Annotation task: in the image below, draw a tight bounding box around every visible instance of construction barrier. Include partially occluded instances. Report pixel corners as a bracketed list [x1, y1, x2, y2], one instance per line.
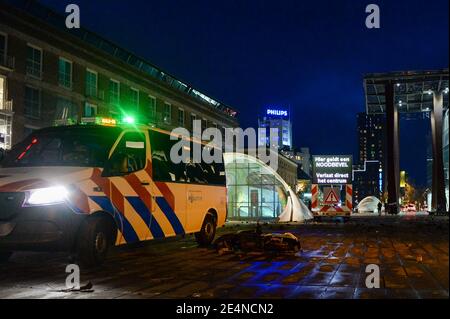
[311, 184, 352, 217]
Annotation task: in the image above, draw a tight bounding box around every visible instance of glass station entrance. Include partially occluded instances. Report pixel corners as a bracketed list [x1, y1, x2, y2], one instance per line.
[224, 153, 289, 220]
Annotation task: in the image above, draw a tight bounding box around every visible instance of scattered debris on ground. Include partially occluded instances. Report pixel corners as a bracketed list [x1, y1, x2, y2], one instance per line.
[51, 281, 94, 293]
[214, 223, 302, 255]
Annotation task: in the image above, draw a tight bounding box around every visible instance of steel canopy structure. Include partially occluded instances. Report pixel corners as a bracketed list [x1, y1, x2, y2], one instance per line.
[364, 69, 449, 114]
[363, 69, 449, 214]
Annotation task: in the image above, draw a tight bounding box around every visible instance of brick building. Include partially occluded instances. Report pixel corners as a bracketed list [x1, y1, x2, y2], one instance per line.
[0, 0, 238, 150]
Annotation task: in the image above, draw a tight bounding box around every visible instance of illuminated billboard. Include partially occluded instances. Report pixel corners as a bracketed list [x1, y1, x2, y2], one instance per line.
[312, 155, 352, 184]
[266, 108, 288, 117]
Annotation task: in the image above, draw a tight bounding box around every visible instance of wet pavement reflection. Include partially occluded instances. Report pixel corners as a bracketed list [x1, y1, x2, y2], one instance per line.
[0, 216, 448, 299]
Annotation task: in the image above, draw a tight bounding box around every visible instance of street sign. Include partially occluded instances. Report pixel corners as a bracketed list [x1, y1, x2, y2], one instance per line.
[312, 155, 352, 184]
[323, 187, 340, 204]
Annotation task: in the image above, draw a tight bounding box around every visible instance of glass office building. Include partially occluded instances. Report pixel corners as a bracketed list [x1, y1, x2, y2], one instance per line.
[224, 153, 290, 220]
[258, 108, 293, 150]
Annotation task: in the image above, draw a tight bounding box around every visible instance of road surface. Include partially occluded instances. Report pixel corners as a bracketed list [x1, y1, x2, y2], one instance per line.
[0, 215, 448, 299]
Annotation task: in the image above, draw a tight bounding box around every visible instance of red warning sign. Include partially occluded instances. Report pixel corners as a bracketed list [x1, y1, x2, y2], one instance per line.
[324, 187, 340, 204]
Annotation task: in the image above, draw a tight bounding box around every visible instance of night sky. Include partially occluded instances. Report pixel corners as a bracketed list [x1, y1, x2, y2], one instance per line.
[40, 0, 449, 186]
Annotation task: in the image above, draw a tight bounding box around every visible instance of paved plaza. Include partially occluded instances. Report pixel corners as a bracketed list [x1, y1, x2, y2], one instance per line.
[0, 216, 448, 299]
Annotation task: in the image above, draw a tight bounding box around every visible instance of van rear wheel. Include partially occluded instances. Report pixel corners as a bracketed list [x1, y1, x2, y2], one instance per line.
[195, 214, 216, 247]
[77, 216, 114, 268]
[0, 251, 12, 263]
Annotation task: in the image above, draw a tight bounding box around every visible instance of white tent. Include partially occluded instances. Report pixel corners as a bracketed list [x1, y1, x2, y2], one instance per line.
[278, 187, 314, 222]
[356, 196, 381, 213]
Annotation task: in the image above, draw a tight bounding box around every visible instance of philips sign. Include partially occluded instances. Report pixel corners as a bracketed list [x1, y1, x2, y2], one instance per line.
[266, 109, 288, 117]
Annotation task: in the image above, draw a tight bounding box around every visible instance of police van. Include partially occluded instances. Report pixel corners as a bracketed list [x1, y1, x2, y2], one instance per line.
[0, 118, 227, 266]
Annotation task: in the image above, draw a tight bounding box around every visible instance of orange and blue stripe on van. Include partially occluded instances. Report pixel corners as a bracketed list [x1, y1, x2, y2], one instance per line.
[82, 167, 186, 245]
[0, 169, 185, 245]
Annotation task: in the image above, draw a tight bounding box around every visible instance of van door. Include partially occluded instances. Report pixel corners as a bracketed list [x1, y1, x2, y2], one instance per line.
[148, 129, 187, 237]
[106, 130, 151, 242]
[184, 140, 209, 232]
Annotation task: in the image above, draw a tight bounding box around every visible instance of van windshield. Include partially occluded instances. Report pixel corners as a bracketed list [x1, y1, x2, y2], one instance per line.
[1, 126, 122, 168]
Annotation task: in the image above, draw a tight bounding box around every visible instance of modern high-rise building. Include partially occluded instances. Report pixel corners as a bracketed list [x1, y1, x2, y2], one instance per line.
[258, 107, 292, 150]
[356, 112, 386, 196]
[352, 160, 381, 207]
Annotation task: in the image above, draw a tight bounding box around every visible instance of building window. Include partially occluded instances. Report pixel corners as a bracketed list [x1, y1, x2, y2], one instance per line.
[26, 45, 42, 78]
[24, 86, 40, 118]
[58, 58, 72, 89]
[163, 102, 171, 124]
[0, 77, 5, 109]
[148, 95, 156, 120]
[85, 69, 98, 97]
[55, 97, 77, 122]
[0, 33, 6, 61]
[109, 79, 120, 107]
[84, 102, 97, 117]
[130, 88, 139, 111]
[178, 108, 184, 126]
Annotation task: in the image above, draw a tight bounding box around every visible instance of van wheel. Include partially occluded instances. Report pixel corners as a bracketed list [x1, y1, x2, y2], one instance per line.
[0, 251, 12, 263]
[195, 214, 216, 247]
[77, 216, 114, 267]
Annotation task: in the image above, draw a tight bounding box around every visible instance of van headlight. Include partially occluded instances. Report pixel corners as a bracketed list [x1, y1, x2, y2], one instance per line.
[24, 186, 69, 207]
